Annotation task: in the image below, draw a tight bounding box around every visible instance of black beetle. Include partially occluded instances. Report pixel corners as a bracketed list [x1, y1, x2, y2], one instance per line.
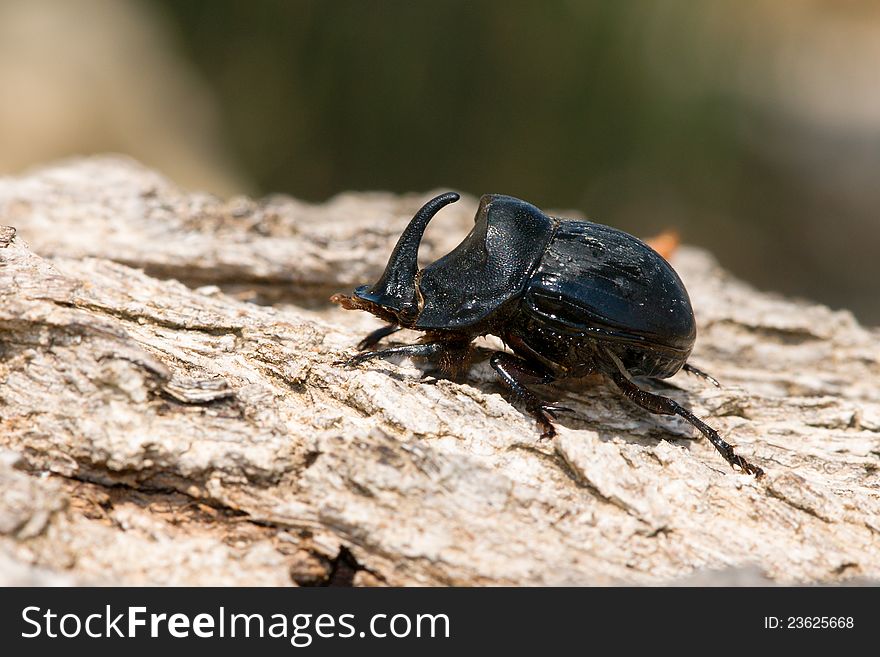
[332, 192, 763, 477]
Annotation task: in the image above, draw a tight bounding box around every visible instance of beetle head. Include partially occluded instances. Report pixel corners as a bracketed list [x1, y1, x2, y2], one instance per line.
[343, 192, 460, 324]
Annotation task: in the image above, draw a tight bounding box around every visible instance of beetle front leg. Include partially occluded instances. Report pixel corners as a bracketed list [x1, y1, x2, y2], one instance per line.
[341, 338, 473, 379]
[356, 323, 401, 351]
[489, 353, 570, 440]
[342, 341, 447, 367]
[611, 373, 763, 477]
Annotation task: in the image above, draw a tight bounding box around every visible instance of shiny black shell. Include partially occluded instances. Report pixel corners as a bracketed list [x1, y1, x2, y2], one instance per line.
[514, 219, 696, 378]
[417, 195, 696, 379]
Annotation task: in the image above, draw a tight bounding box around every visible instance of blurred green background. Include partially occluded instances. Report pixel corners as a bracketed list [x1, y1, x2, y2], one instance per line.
[2, 0, 878, 323]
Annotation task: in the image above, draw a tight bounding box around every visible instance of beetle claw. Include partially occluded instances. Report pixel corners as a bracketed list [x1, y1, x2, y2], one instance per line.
[715, 439, 764, 477]
[537, 418, 557, 440]
[727, 452, 765, 478]
[335, 353, 365, 367]
[542, 403, 573, 418]
[533, 404, 565, 439]
[336, 350, 382, 368]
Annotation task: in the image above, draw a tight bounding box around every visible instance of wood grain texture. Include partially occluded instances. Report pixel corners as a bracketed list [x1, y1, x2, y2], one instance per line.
[1, 157, 878, 585]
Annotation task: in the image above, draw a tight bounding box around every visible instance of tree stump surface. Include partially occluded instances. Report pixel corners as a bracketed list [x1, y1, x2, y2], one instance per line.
[1, 157, 878, 585]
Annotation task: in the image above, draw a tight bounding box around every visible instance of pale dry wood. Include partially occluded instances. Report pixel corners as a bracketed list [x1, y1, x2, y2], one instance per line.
[1, 158, 878, 585]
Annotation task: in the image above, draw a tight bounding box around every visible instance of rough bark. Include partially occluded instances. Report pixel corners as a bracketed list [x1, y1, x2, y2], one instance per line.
[0, 156, 878, 586]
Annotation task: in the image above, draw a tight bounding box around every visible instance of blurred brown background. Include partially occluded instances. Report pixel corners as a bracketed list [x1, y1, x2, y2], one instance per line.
[1, 0, 878, 323]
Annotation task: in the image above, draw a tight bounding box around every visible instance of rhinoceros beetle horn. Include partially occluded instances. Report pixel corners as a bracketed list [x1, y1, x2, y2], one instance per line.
[355, 191, 460, 321]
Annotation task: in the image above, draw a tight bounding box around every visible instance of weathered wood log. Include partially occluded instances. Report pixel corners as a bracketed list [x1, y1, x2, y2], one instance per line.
[1, 157, 878, 585]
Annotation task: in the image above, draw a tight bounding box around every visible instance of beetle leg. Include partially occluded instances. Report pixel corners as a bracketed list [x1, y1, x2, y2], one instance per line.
[489, 352, 571, 440]
[341, 341, 448, 367]
[356, 324, 401, 351]
[682, 363, 721, 387]
[610, 373, 763, 477]
[341, 338, 473, 379]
